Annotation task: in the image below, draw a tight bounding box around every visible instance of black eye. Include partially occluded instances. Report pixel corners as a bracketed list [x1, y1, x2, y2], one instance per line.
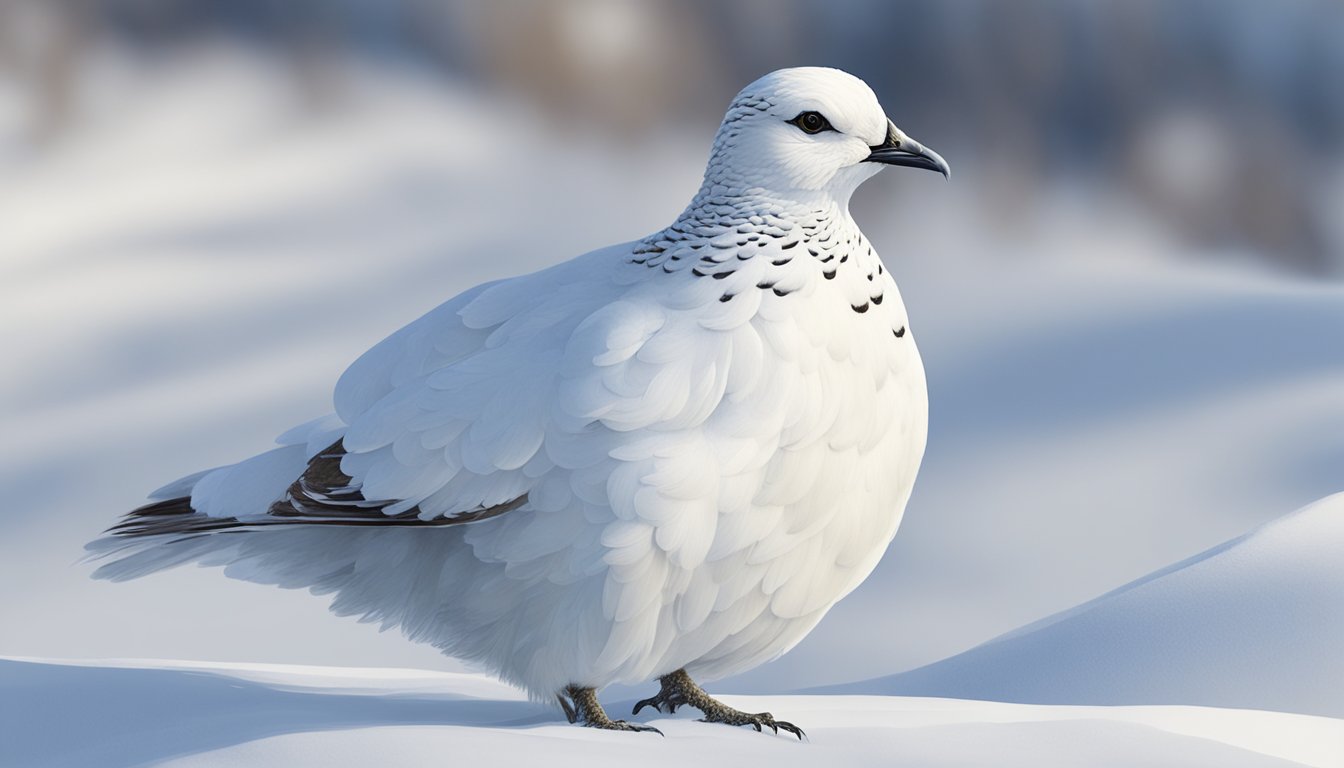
[788, 111, 835, 135]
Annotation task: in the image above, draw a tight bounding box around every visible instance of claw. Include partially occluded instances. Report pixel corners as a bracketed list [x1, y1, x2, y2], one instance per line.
[637, 669, 807, 740]
[632, 689, 686, 716]
[631, 697, 657, 716]
[557, 693, 578, 724]
[585, 720, 663, 736]
[702, 712, 803, 739]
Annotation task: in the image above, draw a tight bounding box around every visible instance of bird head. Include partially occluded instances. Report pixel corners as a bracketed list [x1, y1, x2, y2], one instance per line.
[700, 67, 948, 206]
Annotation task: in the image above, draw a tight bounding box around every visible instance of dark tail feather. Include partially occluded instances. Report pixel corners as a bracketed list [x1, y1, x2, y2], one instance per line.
[85, 497, 259, 581]
[101, 487, 532, 548]
[104, 497, 251, 538]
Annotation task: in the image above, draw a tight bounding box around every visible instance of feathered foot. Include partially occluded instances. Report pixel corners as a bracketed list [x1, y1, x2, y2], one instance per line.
[633, 668, 805, 740]
[559, 684, 663, 735]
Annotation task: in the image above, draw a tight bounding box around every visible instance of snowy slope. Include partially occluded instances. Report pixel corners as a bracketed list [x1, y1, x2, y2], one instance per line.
[2, 657, 1340, 768]
[826, 494, 1344, 718]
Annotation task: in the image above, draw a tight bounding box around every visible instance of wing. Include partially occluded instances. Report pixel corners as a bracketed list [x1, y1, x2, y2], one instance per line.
[274, 238, 780, 533]
[292, 244, 651, 523]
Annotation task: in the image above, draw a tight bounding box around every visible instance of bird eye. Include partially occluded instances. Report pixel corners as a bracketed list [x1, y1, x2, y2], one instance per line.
[788, 111, 835, 135]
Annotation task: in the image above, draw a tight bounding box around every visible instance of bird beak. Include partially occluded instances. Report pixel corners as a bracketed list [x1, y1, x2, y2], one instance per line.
[865, 120, 950, 179]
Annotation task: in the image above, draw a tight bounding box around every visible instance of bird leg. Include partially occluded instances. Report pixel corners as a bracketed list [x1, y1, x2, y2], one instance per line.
[558, 684, 663, 734]
[633, 668, 805, 739]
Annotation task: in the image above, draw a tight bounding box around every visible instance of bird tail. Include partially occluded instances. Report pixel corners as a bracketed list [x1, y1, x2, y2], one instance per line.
[82, 434, 478, 625]
[85, 415, 345, 580]
[84, 490, 490, 665]
[84, 497, 257, 581]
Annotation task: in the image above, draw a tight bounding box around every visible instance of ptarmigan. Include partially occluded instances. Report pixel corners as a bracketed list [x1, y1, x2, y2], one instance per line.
[89, 66, 948, 737]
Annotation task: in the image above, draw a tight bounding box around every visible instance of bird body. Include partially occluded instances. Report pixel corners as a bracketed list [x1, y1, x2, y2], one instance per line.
[90, 67, 943, 724]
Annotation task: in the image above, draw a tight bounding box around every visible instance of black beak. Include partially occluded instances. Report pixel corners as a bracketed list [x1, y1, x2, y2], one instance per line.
[865, 120, 950, 179]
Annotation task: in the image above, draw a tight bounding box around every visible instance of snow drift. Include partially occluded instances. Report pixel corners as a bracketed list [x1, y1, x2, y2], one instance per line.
[825, 494, 1344, 718]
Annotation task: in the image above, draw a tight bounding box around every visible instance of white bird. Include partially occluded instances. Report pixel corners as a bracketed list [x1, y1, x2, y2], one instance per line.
[89, 66, 946, 737]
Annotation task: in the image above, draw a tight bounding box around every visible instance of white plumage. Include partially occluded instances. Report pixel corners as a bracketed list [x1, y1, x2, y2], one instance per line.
[90, 67, 943, 719]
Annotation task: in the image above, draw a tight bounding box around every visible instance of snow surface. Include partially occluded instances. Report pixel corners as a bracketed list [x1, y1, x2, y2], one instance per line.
[3, 657, 1341, 768]
[823, 494, 1344, 719]
[3, 45, 1343, 701]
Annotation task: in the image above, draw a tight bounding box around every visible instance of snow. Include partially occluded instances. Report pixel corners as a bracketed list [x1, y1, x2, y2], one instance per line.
[3, 657, 1340, 768]
[824, 494, 1344, 719]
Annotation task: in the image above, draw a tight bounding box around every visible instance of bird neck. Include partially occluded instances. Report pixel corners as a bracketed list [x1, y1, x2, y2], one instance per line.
[646, 189, 853, 252]
[630, 190, 870, 281]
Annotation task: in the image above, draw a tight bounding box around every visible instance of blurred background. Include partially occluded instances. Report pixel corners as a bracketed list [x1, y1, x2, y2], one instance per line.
[7, 0, 1344, 272]
[2, 0, 1342, 691]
